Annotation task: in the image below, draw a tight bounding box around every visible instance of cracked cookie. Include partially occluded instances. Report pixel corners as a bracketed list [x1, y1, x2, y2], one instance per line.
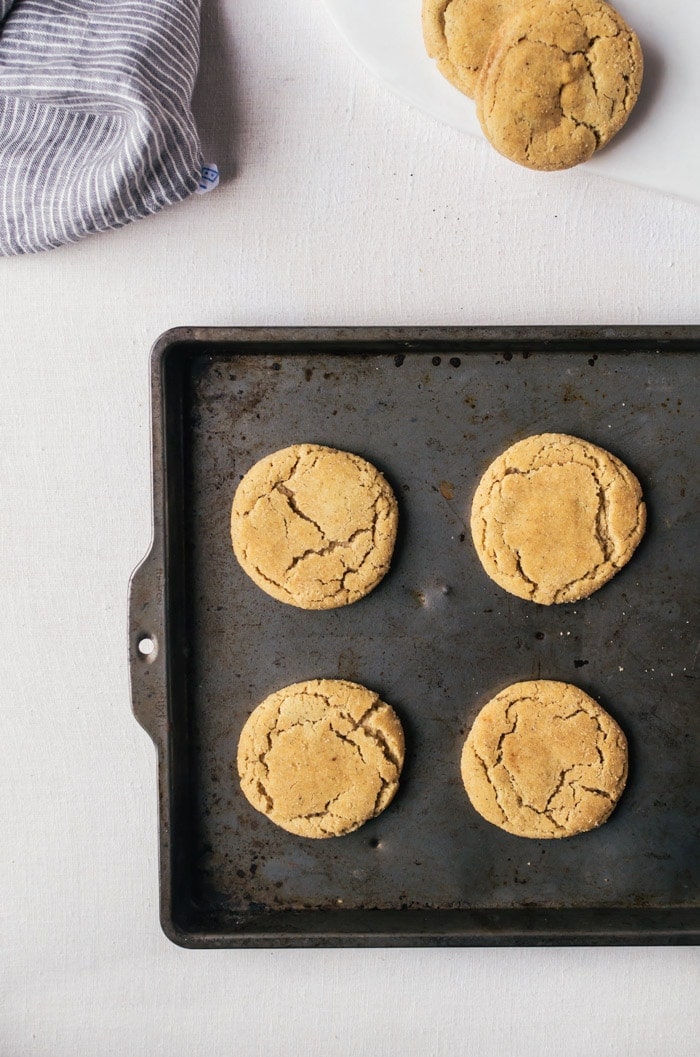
[461, 680, 628, 838]
[230, 444, 398, 609]
[237, 679, 405, 838]
[475, 0, 644, 170]
[422, 0, 523, 99]
[470, 433, 645, 605]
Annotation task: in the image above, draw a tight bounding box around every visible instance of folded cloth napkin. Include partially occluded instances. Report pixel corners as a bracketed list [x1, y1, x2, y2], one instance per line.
[0, 0, 204, 256]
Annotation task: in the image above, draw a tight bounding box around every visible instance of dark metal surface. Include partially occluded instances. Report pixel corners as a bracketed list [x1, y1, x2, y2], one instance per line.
[129, 326, 700, 947]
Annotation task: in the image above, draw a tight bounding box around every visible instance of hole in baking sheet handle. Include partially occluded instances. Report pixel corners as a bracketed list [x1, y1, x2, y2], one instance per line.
[128, 543, 166, 744]
[137, 634, 157, 659]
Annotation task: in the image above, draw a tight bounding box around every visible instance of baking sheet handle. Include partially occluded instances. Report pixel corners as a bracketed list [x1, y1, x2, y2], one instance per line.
[128, 541, 167, 747]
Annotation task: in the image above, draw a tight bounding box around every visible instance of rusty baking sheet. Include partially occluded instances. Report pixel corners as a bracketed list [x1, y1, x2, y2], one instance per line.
[129, 326, 699, 947]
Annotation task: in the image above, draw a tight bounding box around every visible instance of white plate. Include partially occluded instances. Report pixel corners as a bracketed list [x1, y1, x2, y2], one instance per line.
[324, 0, 700, 202]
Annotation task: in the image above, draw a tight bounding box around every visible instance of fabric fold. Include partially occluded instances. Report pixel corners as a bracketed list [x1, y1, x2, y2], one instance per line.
[0, 0, 203, 256]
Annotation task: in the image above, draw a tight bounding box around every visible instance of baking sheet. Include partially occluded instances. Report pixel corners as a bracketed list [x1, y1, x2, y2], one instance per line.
[129, 327, 700, 947]
[323, 0, 700, 202]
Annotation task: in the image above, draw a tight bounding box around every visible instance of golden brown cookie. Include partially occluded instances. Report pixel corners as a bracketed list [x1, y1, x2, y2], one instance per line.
[237, 679, 405, 838]
[230, 444, 398, 609]
[422, 0, 523, 99]
[470, 433, 645, 605]
[475, 0, 644, 170]
[461, 680, 628, 838]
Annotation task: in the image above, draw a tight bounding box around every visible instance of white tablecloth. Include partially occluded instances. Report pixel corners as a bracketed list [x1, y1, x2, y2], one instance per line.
[1, 2, 698, 1054]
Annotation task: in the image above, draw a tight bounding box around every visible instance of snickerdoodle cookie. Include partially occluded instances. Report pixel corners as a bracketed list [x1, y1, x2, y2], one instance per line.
[237, 679, 405, 838]
[476, 0, 643, 170]
[422, 0, 523, 98]
[461, 680, 628, 838]
[470, 433, 645, 604]
[231, 444, 398, 609]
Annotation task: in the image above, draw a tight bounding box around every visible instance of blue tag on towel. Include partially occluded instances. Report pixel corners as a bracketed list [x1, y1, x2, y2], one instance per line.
[196, 163, 219, 194]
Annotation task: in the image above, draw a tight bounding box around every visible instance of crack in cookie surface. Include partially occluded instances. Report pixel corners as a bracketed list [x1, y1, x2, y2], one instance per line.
[231, 444, 398, 609]
[237, 679, 405, 838]
[461, 680, 628, 838]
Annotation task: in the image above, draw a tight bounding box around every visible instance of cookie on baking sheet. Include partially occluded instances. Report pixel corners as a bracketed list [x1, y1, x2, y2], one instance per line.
[237, 679, 405, 838]
[230, 444, 398, 609]
[470, 433, 645, 605]
[422, 0, 523, 99]
[461, 680, 628, 838]
[475, 0, 644, 170]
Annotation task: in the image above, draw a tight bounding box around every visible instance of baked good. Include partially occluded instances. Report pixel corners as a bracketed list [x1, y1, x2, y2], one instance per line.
[461, 680, 628, 838]
[475, 0, 644, 170]
[237, 679, 405, 838]
[470, 432, 646, 604]
[422, 0, 523, 98]
[230, 444, 398, 609]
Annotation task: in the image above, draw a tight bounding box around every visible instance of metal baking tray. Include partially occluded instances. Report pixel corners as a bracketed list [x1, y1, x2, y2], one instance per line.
[129, 326, 699, 947]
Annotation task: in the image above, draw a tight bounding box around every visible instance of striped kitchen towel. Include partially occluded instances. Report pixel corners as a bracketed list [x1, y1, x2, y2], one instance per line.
[0, 0, 206, 256]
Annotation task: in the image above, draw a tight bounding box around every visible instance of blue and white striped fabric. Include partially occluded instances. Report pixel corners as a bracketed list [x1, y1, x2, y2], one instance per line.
[0, 0, 204, 256]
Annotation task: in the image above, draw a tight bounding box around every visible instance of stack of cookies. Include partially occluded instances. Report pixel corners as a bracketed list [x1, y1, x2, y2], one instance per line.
[422, 0, 643, 171]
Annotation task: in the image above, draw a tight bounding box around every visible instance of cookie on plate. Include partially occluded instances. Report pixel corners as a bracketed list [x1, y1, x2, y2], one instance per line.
[475, 0, 644, 170]
[422, 0, 523, 98]
[461, 680, 628, 838]
[470, 433, 645, 604]
[231, 444, 398, 609]
[237, 679, 405, 838]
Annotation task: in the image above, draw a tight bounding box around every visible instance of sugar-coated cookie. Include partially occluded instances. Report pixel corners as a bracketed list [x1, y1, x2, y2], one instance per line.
[237, 679, 405, 838]
[461, 680, 628, 838]
[476, 0, 643, 170]
[231, 444, 398, 609]
[470, 433, 645, 604]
